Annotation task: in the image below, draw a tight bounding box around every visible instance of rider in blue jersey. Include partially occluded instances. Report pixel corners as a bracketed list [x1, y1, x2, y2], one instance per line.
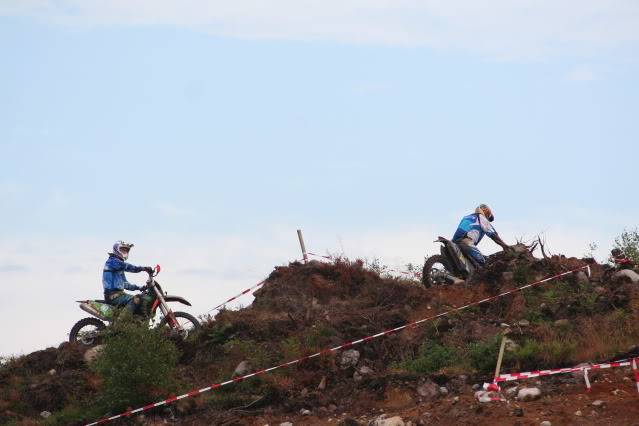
[102, 241, 154, 315]
[452, 204, 510, 266]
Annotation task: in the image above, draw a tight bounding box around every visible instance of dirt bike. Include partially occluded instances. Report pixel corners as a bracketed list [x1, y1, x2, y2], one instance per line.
[422, 237, 482, 287]
[69, 265, 200, 345]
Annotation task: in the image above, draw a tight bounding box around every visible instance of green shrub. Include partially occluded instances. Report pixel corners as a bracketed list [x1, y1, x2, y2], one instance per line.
[223, 338, 273, 368]
[91, 313, 179, 413]
[468, 335, 502, 374]
[614, 228, 639, 264]
[509, 339, 542, 369]
[513, 263, 532, 285]
[398, 341, 457, 374]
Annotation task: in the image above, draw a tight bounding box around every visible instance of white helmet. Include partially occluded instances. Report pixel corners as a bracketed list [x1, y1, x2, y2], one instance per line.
[111, 240, 134, 260]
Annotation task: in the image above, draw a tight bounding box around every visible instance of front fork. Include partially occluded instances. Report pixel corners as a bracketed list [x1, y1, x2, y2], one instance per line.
[152, 285, 183, 332]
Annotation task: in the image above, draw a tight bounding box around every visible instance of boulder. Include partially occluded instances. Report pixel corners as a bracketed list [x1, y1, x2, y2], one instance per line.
[317, 376, 326, 390]
[517, 387, 542, 401]
[575, 271, 590, 285]
[417, 380, 440, 399]
[340, 349, 360, 369]
[83, 345, 105, 364]
[369, 415, 405, 426]
[232, 360, 251, 377]
[540, 421, 552, 426]
[613, 270, 639, 284]
[358, 366, 375, 375]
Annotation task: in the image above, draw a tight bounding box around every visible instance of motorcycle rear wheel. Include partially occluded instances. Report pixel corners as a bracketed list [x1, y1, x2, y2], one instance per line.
[69, 317, 106, 346]
[158, 311, 200, 340]
[422, 255, 453, 288]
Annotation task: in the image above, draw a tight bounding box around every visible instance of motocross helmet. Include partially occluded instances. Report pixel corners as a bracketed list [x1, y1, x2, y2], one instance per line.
[111, 240, 134, 260]
[475, 204, 494, 222]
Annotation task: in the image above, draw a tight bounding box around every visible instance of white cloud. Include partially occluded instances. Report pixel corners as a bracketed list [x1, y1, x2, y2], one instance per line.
[566, 65, 598, 82]
[2, 0, 639, 59]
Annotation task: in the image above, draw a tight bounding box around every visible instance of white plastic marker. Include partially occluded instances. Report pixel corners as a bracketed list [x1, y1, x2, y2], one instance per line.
[85, 265, 589, 425]
[633, 358, 639, 394]
[583, 368, 591, 392]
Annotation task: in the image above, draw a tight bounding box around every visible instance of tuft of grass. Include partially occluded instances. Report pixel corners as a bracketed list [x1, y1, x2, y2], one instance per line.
[394, 341, 458, 374]
[468, 335, 502, 374]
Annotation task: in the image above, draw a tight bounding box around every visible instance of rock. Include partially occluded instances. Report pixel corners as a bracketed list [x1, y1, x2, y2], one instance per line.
[505, 386, 518, 396]
[328, 404, 338, 412]
[279, 422, 293, 426]
[592, 400, 606, 408]
[540, 421, 552, 426]
[40, 411, 51, 418]
[417, 380, 440, 399]
[439, 386, 448, 395]
[353, 371, 363, 382]
[370, 415, 405, 426]
[613, 269, 639, 283]
[300, 408, 311, 416]
[233, 360, 251, 377]
[358, 365, 374, 375]
[504, 337, 520, 352]
[575, 410, 583, 416]
[318, 376, 327, 390]
[475, 390, 499, 403]
[517, 319, 530, 327]
[47, 368, 56, 376]
[340, 349, 360, 369]
[554, 319, 570, 327]
[517, 387, 542, 401]
[83, 344, 105, 364]
[472, 384, 481, 391]
[575, 271, 590, 285]
[300, 388, 309, 397]
[452, 396, 459, 404]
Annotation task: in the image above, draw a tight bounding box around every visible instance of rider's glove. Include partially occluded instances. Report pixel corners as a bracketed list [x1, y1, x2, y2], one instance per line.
[142, 266, 154, 274]
[136, 285, 146, 291]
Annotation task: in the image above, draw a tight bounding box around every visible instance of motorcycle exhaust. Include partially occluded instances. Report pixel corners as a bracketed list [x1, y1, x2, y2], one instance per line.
[80, 302, 110, 322]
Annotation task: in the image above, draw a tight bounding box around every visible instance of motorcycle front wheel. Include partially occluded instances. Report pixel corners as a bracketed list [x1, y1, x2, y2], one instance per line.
[422, 255, 453, 288]
[158, 311, 201, 340]
[69, 317, 106, 345]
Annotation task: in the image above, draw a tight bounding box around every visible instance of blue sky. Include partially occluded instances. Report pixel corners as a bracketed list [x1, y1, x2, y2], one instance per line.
[1, 1, 638, 355]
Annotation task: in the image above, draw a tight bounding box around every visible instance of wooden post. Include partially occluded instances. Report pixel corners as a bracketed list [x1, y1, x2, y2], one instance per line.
[297, 229, 308, 263]
[494, 331, 509, 381]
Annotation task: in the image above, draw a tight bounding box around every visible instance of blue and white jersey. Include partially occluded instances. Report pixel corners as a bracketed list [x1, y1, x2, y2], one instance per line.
[102, 255, 144, 292]
[452, 213, 497, 245]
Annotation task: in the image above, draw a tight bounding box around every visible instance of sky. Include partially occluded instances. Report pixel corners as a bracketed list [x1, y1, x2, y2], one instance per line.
[1, 1, 638, 356]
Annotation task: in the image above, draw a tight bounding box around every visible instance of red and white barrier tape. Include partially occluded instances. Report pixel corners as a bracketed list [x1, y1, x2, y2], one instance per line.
[205, 280, 266, 314]
[482, 357, 639, 398]
[493, 358, 633, 383]
[85, 265, 589, 425]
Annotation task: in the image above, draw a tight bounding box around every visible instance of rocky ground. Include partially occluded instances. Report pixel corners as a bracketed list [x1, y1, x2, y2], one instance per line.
[2, 248, 639, 425]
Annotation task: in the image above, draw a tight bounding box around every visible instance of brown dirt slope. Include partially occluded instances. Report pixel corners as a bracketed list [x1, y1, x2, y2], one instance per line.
[2, 249, 639, 425]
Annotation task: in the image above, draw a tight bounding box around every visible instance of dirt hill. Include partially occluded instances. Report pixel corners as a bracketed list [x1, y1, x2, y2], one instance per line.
[2, 249, 639, 425]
